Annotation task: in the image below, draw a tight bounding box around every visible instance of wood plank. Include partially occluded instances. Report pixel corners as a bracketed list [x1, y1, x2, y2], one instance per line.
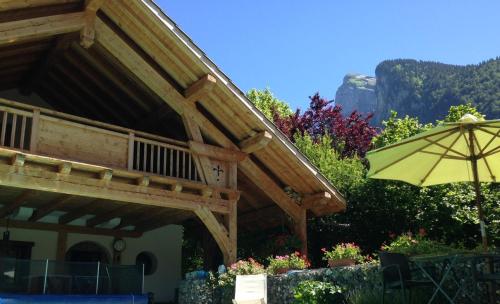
[189, 141, 246, 162]
[29, 195, 72, 221]
[0, 218, 141, 238]
[0, 12, 85, 46]
[228, 200, 237, 264]
[293, 208, 308, 256]
[0, 190, 33, 218]
[239, 131, 273, 154]
[0, 160, 229, 214]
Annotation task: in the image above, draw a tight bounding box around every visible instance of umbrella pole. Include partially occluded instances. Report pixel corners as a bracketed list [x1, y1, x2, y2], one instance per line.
[469, 129, 488, 250]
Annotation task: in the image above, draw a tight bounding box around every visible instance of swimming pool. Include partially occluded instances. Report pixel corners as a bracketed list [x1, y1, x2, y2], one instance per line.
[0, 294, 148, 304]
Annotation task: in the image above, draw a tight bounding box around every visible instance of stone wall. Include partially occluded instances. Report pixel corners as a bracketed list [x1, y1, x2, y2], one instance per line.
[178, 264, 380, 304]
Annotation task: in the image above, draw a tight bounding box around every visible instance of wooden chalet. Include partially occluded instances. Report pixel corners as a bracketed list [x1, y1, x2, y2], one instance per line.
[0, 0, 346, 302]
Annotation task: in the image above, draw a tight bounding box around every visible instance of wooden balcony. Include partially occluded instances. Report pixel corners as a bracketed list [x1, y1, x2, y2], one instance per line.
[0, 98, 240, 234]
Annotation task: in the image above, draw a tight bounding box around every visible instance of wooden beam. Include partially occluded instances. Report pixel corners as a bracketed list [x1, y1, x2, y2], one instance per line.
[189, 141, 247, 162]
[182, 115, 212, 185]
[56, 231, 67, 261]
[0, 12, 85, 46]
[0, 161, 229, 214]
[29, 195, 73, 222]
[0, 190, 33, 218]
[58, 199, 102, 224]
[0, 218, 141, 238]
[0, 0, 81, 12]
[239, 131, 273, 154]
[194, 206, 232, 265]
[227, 200, 237, 264]
[20, 34, 75, 95]
[239, 159, 302, 222]
[80, 0, 107, 48]
[184, 74, 217, 102]
[87, 204, 142, 227]
[115, 207, 166, 230]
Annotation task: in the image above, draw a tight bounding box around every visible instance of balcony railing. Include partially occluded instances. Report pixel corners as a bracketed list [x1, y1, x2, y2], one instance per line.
[0, 99, 201, 183]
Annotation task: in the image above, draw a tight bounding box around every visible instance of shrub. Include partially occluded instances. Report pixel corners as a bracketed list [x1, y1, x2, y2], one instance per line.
[293, 280, 344, 304]
[322, 243, 365, 263]
[381, 233, 458, 256]
[267, 252, 310, 275]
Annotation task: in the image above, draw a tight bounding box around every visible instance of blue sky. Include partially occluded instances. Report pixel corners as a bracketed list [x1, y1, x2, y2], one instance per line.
[158, 1, 500, 110]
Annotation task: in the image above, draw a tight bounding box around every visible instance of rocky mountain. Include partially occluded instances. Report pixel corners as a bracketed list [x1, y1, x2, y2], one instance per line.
[335, 74, 377, 115]
[335, 58, 500, 125]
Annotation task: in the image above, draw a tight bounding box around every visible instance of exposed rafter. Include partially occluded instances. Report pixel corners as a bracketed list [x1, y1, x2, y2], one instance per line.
[87, 204, 142, 227]
[58, 199, 102, 224]
[29, 195, 73, 222]
[0, 218, 140, 238]
[0, 190, 33, 218]
[20, 34, 75, 95]
[0, 12, 85, 46]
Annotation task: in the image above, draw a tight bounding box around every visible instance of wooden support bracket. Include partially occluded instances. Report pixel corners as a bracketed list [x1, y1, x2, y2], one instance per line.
[239, 131, 273, 154]
[189, 141, 247, 162]
[11, 153, 25, 166]
[184, 74, 217, 102]
[58, 162, 72, 175]
[80, 0, 108, 48]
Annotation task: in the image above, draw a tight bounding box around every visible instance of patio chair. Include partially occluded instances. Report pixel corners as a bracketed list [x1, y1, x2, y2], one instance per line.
[232, 274, 267, 304]
[473, 255, 500, 303]
[380, 252, 434, 304]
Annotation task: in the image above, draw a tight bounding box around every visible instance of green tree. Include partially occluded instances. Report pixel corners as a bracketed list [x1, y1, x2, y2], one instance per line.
[246, 88, 293, 120]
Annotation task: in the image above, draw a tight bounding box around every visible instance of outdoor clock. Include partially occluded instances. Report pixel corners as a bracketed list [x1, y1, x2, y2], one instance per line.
[113, 238, 126, 252]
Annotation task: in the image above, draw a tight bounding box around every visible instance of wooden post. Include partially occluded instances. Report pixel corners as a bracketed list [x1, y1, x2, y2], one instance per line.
[56, 231, 67, 261]
[29, 109, 40, 153]
[227, 200, 237, 264]
[127, 132, 135, 170]
[294, 208, 308, 257]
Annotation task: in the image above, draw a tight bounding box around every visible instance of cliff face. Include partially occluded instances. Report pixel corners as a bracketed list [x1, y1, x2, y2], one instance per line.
[335, 58, 500, 125]
[335, 74, 377, 115]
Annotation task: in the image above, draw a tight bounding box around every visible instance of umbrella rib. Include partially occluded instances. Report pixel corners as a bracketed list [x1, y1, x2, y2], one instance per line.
[482, 145, 500, 158]
[423, 138, 467, 158]
[478, 128, 500, 155]
[470, 131, 496, 182]
[477, 126, 499, 137]
[419, 151, 465, 160]
[370, 130, 456, 175]
[370, 127, 459, 153]
[419, 132, 463, 186]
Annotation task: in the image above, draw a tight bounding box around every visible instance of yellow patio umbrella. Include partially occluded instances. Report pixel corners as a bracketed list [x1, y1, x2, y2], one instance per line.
[366, 114, 500, 249]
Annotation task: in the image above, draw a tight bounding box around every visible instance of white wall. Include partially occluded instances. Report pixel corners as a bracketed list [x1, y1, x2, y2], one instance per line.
[6, 225, 184, 302]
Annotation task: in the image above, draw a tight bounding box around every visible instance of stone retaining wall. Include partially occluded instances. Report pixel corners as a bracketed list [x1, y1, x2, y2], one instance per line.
[178, 264, 380, 304]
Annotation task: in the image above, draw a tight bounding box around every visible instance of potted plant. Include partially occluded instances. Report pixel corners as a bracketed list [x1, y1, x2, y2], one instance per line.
[267, 252, 309, 275]
[322, 243, 363, 267]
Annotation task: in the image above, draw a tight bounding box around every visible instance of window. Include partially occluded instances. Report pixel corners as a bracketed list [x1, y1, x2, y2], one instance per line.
[135, 251, 157, 275]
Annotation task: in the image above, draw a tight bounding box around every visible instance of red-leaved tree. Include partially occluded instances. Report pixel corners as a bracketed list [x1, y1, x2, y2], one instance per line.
[273, 93, 377, 158]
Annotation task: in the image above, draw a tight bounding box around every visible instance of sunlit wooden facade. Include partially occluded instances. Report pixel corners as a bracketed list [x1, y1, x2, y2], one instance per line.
[0, 0, 346, 275]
